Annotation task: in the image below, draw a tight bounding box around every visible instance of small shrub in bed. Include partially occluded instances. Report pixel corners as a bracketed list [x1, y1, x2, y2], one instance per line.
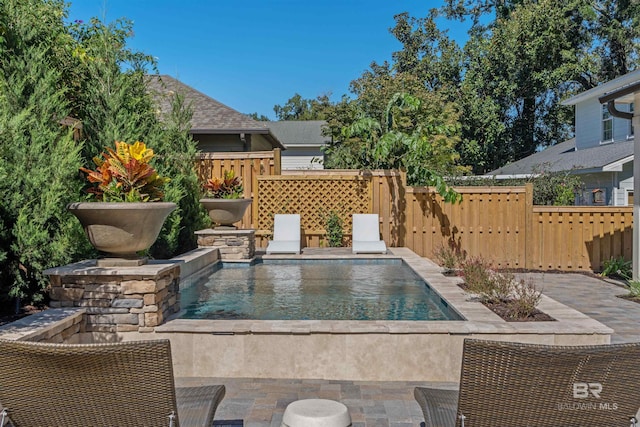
[460, 256, 494, 295]
[459, 257, 545, 321]
[434, 243, 466, 271]
[485, 270, 516, 303]
[504, 278, 542, 319]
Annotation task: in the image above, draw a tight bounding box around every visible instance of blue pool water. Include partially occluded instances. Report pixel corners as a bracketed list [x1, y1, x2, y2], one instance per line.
[179, 259, 462, 321]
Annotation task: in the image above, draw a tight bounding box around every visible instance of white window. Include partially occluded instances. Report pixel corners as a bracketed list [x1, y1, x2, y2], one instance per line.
[602, 104, 613, 142]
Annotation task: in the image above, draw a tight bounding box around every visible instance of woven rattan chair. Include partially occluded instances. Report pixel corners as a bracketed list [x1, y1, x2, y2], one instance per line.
[0, 339, 225, 427]
[414, 339, 640, 427]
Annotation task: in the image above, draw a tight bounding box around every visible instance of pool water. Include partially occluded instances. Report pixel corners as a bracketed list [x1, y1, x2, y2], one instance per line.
[179, 260, 462, 321]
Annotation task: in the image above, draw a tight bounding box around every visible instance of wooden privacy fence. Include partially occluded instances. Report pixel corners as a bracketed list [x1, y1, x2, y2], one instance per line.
[405, 185, 633, 272]
[528, 205, 632, 271]
[406, 186, 528, 269]
[195, 151, 633, 272]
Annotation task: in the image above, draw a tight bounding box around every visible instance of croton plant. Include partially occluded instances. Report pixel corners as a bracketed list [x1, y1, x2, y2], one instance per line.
[80, 141, 169, 202]
[203, 170, 244, 199]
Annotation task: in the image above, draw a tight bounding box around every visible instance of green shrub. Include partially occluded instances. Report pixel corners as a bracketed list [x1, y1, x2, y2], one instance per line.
[532, 169, 583, 206]
[322, 210, 344, 247]
[601, 256, 632, 281]
[627, 280, 640, 298]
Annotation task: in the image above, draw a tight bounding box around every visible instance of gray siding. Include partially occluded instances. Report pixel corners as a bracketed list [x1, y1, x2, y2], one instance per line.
[575, 100, 634, 150]
[282, 148, 324, 170]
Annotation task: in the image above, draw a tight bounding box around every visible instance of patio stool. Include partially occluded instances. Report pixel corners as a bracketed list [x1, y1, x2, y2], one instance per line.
[281, 399, 351, 427]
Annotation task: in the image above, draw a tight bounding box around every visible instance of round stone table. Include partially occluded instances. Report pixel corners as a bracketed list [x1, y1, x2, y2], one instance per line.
[281, 398, 351, 427]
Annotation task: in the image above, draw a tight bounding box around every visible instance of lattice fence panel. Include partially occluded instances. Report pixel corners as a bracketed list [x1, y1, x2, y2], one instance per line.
[257, 176, 371, 234]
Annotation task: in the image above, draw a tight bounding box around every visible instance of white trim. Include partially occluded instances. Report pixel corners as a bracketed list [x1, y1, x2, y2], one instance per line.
[603, 155, 634, 172]
[563, 70, 640, 106]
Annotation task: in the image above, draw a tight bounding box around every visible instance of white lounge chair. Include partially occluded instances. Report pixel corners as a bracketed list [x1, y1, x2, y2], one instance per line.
[352, 213, 387, 254]
[266, 214, 301, 254]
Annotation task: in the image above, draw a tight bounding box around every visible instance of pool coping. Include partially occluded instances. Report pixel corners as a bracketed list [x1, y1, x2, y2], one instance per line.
[156, 247, 612, 338]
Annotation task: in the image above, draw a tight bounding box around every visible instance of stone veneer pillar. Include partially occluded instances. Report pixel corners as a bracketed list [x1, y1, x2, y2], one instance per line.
[196, 228, 255, 260]
[44, 261, 180, 334]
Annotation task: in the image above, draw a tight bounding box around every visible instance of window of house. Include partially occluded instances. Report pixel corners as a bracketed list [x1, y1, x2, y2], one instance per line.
[602, 104, 613, 142]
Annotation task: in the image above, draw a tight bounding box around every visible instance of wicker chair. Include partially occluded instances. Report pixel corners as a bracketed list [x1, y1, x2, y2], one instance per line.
[414, 339, 640, 427]
[0, 339, 225, 427]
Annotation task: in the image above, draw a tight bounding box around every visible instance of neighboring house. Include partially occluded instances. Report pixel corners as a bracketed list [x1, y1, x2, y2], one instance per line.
[489, 69, 639, 206]
[267, 121, 330, 170]
[147, 75, 284, 152]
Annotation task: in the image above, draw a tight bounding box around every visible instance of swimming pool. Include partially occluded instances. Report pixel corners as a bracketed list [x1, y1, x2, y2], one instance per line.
[178, 259, 462, 321]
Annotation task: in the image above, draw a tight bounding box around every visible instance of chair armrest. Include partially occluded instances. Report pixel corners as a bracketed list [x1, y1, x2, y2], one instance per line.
[176, 385, 225, 427]
[414, 386, 459, 427]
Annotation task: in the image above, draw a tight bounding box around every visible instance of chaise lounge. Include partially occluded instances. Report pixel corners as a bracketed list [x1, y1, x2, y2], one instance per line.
[352, 213, 387, 254]
[414, 338, 640, 427]
[266, 214, 301, 254]
[0, 339, 225, 427]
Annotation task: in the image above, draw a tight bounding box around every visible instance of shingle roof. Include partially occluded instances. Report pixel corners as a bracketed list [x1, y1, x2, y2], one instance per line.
[146, 75, 281, 144]
[266, 121, 331, 148]
[487, 138, 634, 176]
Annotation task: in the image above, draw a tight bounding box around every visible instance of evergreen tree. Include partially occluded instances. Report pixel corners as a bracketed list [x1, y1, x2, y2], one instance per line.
[0, 0, 85, 307]
[149, 87, 208, 259]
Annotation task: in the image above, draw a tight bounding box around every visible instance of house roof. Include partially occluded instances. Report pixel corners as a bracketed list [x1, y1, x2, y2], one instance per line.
[266, 121, 331, 148]
[487, 138, 634, 176]
[563, 69, 640, 106]
[146, 75, 284, 148]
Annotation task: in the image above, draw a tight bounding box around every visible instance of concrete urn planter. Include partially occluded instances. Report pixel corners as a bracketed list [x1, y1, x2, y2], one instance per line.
[200, 198, 252, 228]
[67, 202, 176, 261]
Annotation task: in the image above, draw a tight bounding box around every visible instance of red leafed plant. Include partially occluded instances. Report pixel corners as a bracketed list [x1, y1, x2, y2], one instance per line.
[203, 170, 244, 199]
[80, 141, 169, 202]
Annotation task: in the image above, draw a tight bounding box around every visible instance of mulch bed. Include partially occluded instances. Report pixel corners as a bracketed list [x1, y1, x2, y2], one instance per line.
[483, 301, 555, 322]
[456, 282, 555, 322]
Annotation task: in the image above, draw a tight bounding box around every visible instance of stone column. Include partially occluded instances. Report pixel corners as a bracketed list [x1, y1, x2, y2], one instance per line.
[45, 261, 181, 335]
[196, 228, 256, 261]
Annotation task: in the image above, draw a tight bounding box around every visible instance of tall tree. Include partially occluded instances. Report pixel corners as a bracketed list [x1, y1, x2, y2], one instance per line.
[0, 0, 86, 306]
[591, 0, 640, 81]
[460, 0, 593, 170]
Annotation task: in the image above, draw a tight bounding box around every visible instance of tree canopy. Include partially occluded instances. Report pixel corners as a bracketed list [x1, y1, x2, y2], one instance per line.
[274, 0, 640, 175]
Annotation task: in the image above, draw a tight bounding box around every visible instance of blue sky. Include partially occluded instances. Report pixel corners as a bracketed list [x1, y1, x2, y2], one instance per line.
[67, 1, 470, 120]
